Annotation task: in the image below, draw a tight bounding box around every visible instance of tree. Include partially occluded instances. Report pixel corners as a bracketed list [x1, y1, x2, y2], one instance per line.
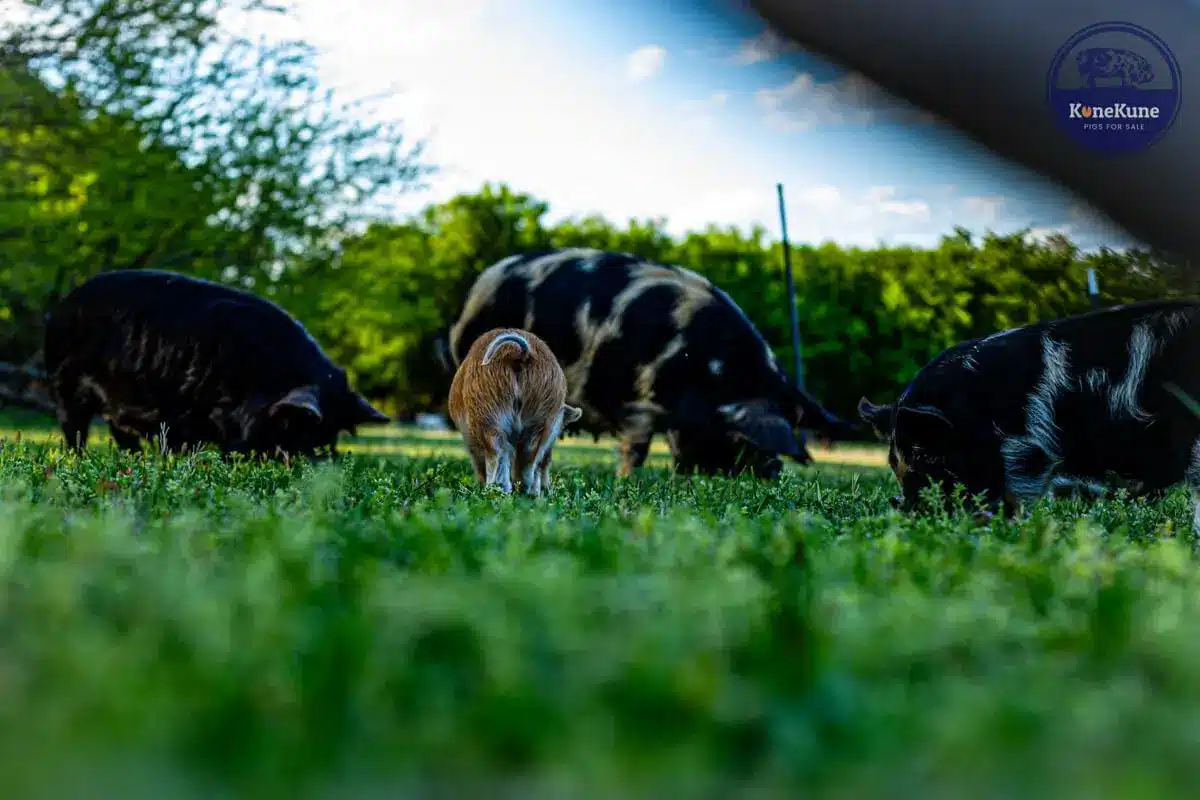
[0, 0, 432, 366]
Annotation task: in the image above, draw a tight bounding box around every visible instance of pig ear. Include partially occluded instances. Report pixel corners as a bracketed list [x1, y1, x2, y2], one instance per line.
[718, 401, 803, 457]
[270, 385, 323, 421]
[857, 396, 893, 440]
[561, 404, 583, 424]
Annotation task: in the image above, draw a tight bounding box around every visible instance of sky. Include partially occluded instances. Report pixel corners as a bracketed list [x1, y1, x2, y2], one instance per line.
[244, 0, 1138, 251]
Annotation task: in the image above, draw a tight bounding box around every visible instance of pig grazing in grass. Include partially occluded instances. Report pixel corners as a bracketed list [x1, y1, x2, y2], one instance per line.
[448, 327, 581, 495]
[439, 248, 858, 480]
[44, 269, 389, 458]
[859, 300, 1200, 530]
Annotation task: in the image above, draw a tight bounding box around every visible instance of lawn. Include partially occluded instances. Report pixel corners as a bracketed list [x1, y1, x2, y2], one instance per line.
[1, 410, 1199, 798]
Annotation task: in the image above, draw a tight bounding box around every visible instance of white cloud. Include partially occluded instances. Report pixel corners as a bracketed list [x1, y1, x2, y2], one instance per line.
[756, 71, 940, 131]
[961, 195, 1006, 223]
[863, 186, 930, 217]
[625, 45, 666, 82]
[879, 200, 931, 217]
[676, 90, 734, 132]
[794, 185, 842, 210]
[1066, 202, 1131, 240]
[1025, 225, 1074, 244]
[732, 28, 800, 65]
[668, 187, 776, 231]
[0, 0, 32, 29]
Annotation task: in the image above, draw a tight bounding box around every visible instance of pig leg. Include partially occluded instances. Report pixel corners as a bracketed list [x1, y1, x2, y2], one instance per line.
[108, 423, 143, 452]
[518, 436, 542, 497]
[50, 367, 108, 452]
[467, 448, 487, 484]
[664, 430, 697, 475]
[1186, 438, 1200, 538]
[617, 435, 651, 477]
[1191, 490, 1200, 540]
[483, 431, 515, 493]
[537, 451, 553, 494]
[58, 406, 94, 452]
[523, 422, 565, 497]
[615, 402, 660, 478]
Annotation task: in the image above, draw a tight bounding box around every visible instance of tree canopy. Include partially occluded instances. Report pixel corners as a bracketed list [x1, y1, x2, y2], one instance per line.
[0, 0, 430, 362]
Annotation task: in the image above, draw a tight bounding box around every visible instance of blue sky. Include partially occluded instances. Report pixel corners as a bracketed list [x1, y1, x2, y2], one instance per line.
[244, 0, 1137, 250]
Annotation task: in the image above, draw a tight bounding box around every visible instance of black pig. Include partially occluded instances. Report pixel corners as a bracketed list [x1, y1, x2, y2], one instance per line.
[44, 269, 389, 458]
[859, 299, 1200, 528]
[438, 248, 858, 479]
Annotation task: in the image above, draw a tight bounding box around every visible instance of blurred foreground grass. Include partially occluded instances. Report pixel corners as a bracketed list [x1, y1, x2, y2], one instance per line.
[0, 411, 1198, 797]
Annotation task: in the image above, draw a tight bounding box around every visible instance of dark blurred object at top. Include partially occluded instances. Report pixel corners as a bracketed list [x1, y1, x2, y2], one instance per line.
[742, 0, 1200, 272]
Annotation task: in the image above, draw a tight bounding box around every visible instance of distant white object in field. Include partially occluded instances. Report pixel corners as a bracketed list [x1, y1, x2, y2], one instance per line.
[414, 413, 450, 431]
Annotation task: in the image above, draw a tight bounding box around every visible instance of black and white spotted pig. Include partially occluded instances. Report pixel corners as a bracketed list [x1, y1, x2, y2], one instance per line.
[858, 299, 1200, 528]
[438, 248, 859, 480]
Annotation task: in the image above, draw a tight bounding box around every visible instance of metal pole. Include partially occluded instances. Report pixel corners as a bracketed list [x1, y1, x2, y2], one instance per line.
[776, 183, 804, 387]
[1087, 267, 1100, 310]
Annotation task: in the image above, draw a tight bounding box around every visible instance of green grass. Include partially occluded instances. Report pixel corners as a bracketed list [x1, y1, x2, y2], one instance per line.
[1, 412, 1200, 798]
